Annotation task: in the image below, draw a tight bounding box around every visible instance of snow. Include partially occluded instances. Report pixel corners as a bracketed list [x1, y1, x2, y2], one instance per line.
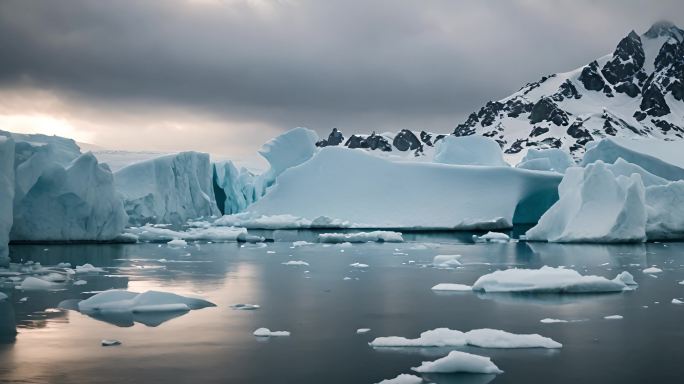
[128, 224, 248, 243]
[604, 315, 623, 320]
[526, 161, 647, 243]
[237, 147, 561, 229]
[319, 231, 404, 243]
[78, 290, 215, 314]
[471, 266, 632, 293]
[642, 267, 663, 273]
[282, 260, 309, 266]
[370, 327, 561, 349]
[432, 254, 462, 267]
[0, 136, 14, 264]
[75, 264, 105, 273]
[167, 239, 188, 247]
[516, 148, 574, 173]
[473, 231, 511, 243]
[583, 138, 684, 181]
[10, 151, 127, 242]
[114, 151, 220, 226]
[253, 328, 291, 337]
[411, 350, 503, 374]
[375, 374, 423, 384]
[434, 135, 508, 167]
[357, 328, 371, 334]
[431, 283, 472, 291]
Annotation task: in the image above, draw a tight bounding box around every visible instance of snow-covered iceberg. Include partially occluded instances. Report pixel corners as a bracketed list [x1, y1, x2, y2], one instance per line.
[471, 266, 635, 293]
[412, 351, 503, 374]
[0, 136, 14, 264]
[433, 135, 508, 167]
[516, 148, 574, 173]
[525, 161, 647, 243]
[115, 151, 220, 226]
[234, 147, 561, 229]
[370, 327, 561, 349]
[582, 138, 684, 181]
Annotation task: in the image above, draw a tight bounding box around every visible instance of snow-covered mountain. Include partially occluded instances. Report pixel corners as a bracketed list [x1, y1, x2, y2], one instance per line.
[316, 21, 684, 162]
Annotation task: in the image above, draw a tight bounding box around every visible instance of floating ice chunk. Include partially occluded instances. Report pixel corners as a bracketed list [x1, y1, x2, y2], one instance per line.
[319, 231, 404, 243]
[130, 225, 249, 243]
[473, 232, 510, 243]
[167, 239, 187, 247]
[292, 241, 313, 247]
[73, 280, 87, 286]
[642, 267, 662, 273]
[101, 339, 121, 347]
[78, 290, 215, 314]
[411, 350, 503, 374]
[18, 277, 61, 291]
[343, 277, 352, 281]
[614, 271, 637, 286]
[357, 328, 371, 334]
[75, 264, 105, 273]
[604, 315, 623, 320]
[350, 263, 369, 268]
[540, 318, 568, 324]
[432, 254, 461, 268]
[679, 280, 684, 285]
[434, 135, 508, 167]
[253, 328, 290, 337]
[282, 260, 309, 266]
[472, 266, 630, 293]
[375, 374, 423, 384]
[672, 299, 684, 304]
[431, 283, 472, 291]
[370, 327, 560, 349]
[231, 304, 260, 310]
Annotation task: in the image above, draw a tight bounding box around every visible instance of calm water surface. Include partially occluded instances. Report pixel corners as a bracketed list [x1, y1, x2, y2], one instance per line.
[1, 231, 683, 383]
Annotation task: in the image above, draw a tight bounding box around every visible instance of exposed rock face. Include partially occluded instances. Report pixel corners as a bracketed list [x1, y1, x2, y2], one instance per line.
[393, 129, 422, 152]
[316, 128, 344, 147]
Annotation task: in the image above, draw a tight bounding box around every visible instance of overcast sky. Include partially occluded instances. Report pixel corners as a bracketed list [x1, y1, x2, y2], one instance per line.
[0, 0, 682, 162]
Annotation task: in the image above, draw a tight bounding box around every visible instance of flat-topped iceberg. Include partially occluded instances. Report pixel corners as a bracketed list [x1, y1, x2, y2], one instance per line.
[412, 351, 503, 374]
[318, 231, 403, 243]
[471, 266, 635, 293]
[234, 147, 561, 229]
[370, 327, 561, 349]
[115, 151, 220, 226]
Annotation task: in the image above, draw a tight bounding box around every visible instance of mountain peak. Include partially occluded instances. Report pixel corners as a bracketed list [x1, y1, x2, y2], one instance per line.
[644, 20, 684, 41]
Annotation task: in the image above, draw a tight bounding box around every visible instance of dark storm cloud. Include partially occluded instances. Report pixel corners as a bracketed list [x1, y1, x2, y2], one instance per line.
[0, 0, 683, 142]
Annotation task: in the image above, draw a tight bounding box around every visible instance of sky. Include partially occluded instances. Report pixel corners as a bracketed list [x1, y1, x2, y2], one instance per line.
[1, 0, 683, 162]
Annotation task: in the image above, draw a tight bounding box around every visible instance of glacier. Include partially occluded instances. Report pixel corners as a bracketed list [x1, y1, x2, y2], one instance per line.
[433, 135, 508, 166]
[228, 147, 561, 229]
[115, 151, 220, 226]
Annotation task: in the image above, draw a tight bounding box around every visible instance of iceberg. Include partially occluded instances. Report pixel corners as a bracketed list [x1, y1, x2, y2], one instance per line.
[237, 147, 561, 229]
[583, 138, 684, 181]
[370, 327, 561, 349]
[115, 151, 220, 226]
[471, 266, 633, 293]
[525, 161, 647, 243]
[516, 148, 574, 173]
[473, 232, 511, 243]
[78, 290, 215, 313]
[318, 231, 403, 243]
[0, 137, 14, 264]
[434, 135, 508, 167]
[375, 374, 423, 384]
[11, 152, 128, 241]
[411, 351, 503, 374]
[213, 160, 258, 215]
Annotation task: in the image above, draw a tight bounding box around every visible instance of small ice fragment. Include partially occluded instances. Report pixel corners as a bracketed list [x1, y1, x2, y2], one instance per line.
[540, 318, 568, 324]
[411, 350, 503, 374]
[167, 239, 187, 247]
[432, 254, 462, 268]
[672, 299, 684, 305]
[356, 328, 371, 334]
[350, 262, 369, 268]
[343, 277, 352, 281]
[75, 264, 105, 273]
[73, 280, 87, 286]
[431, 283, 472, 291]
[253, 328, 290, 337]
[375, 374, 423, 384]
[642, 267, 662, 274]
[604, 315, 623, 320]
[101, 339, 121, 347]
[231, 303, 260, 310]
[282, 260, 309, 266]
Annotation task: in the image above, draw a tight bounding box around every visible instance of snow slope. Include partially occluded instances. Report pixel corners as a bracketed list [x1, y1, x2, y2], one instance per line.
[115, 151, 220, 226]
[232, 147, 561, 229]
[0, 137, 14, 264]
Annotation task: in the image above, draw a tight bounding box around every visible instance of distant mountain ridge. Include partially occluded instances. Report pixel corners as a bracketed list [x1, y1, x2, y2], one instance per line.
[315, 21, 684, 162]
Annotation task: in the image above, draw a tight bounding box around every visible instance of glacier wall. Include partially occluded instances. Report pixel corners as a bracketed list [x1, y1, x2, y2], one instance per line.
[0, 137, 14, 265]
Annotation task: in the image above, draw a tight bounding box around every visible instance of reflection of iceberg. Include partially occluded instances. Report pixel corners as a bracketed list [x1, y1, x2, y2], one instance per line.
[60, 290, 215, 327]
[421, 373, 497, 384]
[525, 242, 648, 267]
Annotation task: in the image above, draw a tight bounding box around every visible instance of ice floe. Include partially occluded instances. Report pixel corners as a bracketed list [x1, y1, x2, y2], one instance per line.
[472, 266, 635, 293]
[282, 261, 309, 266]
[411, 350, 503, 374]
[319, 231, 404, 243]
[473, 232, 511, 243]
[375, 374, 423, 384]
[642, 267, 662, 273]
[370, 327, 561, 349]
[432, 254, 462, 268]
[431, 283, 472, 292]
[253, 328, 291, 337]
